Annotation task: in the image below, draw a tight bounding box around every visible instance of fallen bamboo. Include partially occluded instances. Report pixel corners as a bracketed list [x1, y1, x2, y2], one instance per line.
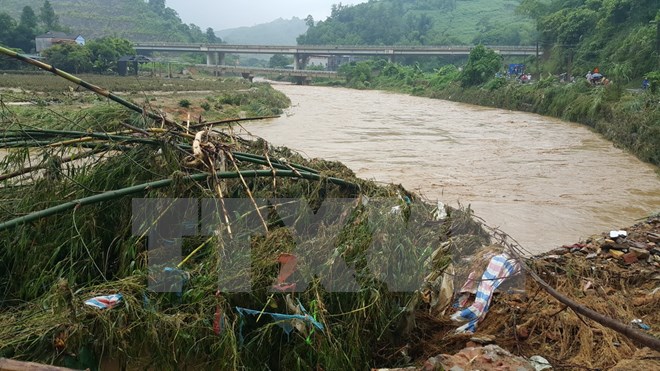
[187, 115, 280, 130]
[0, 169, 359, 232]
[0, 147, 107, 182]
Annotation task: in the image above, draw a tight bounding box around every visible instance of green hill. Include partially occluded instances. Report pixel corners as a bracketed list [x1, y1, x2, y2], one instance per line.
[217, 17, 308, 45]
[2, 0, 209, 42]
[298, 0, 537, 45]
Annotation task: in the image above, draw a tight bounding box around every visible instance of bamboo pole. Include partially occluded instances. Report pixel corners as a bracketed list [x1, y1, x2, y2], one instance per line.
[0, 147, 107, 182]
[187, 115, 280, 130]
[0, 170, 359, 232]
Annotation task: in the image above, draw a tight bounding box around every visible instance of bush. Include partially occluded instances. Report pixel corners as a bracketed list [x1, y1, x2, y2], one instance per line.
[178, 99, 191, 108]
[460, 45, 503, 87]
[645, 71, 660, 94]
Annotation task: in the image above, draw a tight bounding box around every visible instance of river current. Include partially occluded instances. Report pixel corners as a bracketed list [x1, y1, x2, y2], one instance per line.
[242, 83, 660, 253]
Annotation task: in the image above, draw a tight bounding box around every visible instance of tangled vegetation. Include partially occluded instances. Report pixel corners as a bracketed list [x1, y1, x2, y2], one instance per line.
[0, 72, 493, 369]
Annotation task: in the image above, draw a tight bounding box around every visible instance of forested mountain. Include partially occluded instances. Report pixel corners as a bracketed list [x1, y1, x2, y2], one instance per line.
[217, 18, 308, 45]
[298, 0, 537, 45]
[520, 0, 659, 78]
[1, 0, 216, 42]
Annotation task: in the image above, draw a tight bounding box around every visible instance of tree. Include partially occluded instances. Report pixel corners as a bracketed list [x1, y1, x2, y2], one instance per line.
[19, 6, 39, 30]
[39, 1, 60, 30]
[43, 43, 92, 73]
[12, 6, 39, 52]
[86, 37, 135, 73]
[0, 13, 17, 46]
[269, 54, 293, 68]
[206, 27, 221, 43]
[148, 0, 166, 15]
[305, 15, 315, 28]
[460, 45, 503, 87]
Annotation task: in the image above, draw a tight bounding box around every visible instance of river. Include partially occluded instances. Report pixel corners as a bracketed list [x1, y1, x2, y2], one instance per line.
[241, 83, 660, 254]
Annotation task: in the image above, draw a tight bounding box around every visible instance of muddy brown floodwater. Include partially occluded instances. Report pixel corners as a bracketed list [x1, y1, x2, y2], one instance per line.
[241, 83, 660, 254]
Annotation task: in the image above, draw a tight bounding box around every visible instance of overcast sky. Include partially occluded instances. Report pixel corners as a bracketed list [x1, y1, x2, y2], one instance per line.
[165, 0, 368, 30]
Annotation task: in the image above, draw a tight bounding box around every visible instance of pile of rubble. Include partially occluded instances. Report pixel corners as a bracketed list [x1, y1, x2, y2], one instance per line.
[388, 216, 660, 370]
[544, 217, 660, 268]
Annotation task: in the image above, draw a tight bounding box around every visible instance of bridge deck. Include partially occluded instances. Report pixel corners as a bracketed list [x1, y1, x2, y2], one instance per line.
[135, 43, 541, 57]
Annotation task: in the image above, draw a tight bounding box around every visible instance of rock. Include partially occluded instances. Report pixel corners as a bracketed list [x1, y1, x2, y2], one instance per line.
[629, 247, 650, 260]
[586, 253, 598, 260]
[516, 325, 530, 340]
[529, 356, 552, 371]
[623, 252, 638, 265]
[469, 336, 495, 345]
[609, 250, 625, 259]
[628, 241, 649, 250]
[647, 232, 660, 243]
[425, 345, 536, 371]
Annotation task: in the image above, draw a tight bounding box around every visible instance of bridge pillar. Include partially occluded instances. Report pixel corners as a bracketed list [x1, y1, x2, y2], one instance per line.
[206, 52, 217, 66]
[217, 52, 225, 66]
[293, 76, 312, 85]
[241, 72, 254, 82]
[294, 53, 310, 70]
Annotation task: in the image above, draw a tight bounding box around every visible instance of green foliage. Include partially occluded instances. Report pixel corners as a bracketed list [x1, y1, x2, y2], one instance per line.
[86, 37, 135, 73]
[484, 76, 507, 90]
[646, 71, 660, 93]
[531, 0, 659, 80]
[1, 0, 213, 42]
[178, 99, 191, 108]
[39, 0, 59, 30]
[339, 61, 376, 88]
[269, 54, 293, 69]
[42, 43, 92, 73]
[205, 27, 221, 44]
[39, 37, 134, 74]
[12, 6, 39, 52]
[298, 0, 536, 46]
[0, 13, 18, 46]
[0, 2, 64, 53]
[460, 45, 503, 87]
[609, 62, 633, 82]
[429, 64, 460, 90]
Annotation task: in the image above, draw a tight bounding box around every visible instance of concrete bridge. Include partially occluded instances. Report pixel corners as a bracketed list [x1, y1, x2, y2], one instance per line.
[134, 42, 542, 70]
[194, 64, 337, 84]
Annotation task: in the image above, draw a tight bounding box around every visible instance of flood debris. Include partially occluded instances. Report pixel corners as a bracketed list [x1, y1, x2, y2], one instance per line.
[83, 294, 123, 310]
[424, 344, 537, 371]
[0, 47, 658, 370]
